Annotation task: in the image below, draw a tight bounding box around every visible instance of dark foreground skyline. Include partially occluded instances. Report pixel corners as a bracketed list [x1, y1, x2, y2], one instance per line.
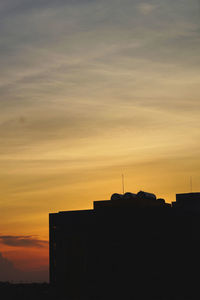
[1, 190, 200, 300]
[49, 191, 200, 300]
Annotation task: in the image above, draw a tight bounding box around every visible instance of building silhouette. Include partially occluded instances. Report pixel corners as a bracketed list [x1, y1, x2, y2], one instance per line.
[49, 191, 200, 299]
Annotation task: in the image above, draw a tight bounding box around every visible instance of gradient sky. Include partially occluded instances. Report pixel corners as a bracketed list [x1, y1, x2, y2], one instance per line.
[0, 0, 200, 281]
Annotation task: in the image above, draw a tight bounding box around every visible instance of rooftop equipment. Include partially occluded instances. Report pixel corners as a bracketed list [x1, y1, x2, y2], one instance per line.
[111, 193, 123, 201]
[123, 192, 137, 201]
[137, 191, 156, 201]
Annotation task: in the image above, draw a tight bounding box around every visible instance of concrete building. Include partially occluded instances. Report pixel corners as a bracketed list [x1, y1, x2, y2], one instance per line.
[49, 191, 200, 299]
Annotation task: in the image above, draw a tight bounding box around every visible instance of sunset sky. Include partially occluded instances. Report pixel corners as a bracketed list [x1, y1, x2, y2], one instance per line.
[0, 0, 200, 281]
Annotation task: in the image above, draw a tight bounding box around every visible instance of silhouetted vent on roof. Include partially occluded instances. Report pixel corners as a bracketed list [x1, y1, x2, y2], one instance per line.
[137, 191, 156, 201]
[111, 193, 123, 201]
[123, 192, 137, 201]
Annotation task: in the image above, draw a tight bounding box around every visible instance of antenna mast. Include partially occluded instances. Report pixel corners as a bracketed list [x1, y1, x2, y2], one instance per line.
[190, 176, 193, 192]
[122, 174, 125, 194]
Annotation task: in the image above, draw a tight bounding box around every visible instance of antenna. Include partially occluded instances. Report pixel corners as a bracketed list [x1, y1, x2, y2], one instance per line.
[190, 176, 193, 192]
[122, 174, 125, 194]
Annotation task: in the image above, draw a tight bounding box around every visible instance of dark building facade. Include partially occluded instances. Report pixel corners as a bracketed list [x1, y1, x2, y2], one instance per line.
[49, 191, 200, 299]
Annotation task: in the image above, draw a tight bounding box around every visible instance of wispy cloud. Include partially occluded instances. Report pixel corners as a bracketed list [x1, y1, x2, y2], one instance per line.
[138, 3, 156, 15]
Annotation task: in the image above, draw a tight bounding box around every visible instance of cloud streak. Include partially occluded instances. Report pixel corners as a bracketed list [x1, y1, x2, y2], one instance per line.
[0, 236, 48, 248]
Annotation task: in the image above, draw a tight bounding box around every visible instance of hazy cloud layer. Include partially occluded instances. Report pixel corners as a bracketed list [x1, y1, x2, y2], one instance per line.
[0, 252, 21, 282]
[0, 1, 199, 187]
[0, 252, 48, 282]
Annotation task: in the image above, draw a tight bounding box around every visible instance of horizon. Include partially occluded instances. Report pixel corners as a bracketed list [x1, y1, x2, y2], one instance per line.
[0, 0, 200, 282]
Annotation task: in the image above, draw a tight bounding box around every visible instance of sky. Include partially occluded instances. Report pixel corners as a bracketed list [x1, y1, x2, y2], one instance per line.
[0, 0, 200, 282]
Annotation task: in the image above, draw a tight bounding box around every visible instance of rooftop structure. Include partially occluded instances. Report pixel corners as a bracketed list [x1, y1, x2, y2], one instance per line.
[172, 192, 200, 212]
